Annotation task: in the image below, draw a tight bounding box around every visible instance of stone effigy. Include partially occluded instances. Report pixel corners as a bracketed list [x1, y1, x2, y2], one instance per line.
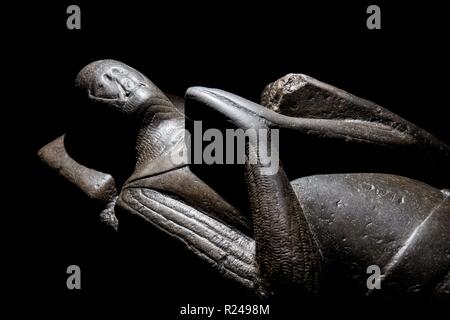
[38, 60, 450, 299]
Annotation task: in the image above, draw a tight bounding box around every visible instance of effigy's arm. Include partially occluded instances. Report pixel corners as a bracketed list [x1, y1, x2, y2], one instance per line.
[185, 87, 323, 297]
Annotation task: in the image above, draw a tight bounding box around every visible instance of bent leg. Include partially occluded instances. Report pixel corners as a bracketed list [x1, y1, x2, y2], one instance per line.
[185, 87, 322, 297]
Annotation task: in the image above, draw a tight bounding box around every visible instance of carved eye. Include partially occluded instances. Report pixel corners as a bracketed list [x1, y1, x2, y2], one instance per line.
[103, 73, 113, 81]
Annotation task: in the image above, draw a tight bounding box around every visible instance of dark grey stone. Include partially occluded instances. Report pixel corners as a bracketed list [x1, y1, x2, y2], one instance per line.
[38, 60, 450, 299]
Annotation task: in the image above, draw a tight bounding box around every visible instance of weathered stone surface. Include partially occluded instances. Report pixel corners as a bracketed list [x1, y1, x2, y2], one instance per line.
[292, 173, 450, 297]
[38, 60, 450, 299]
[38, 135, 117, 202]
[261, 73, 450, 157]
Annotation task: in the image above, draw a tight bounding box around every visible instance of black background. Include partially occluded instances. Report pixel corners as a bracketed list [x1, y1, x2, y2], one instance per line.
[9, 0, 450, 315]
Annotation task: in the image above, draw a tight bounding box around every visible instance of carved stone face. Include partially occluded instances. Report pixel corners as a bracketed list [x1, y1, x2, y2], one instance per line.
[75, 59, 155, 114]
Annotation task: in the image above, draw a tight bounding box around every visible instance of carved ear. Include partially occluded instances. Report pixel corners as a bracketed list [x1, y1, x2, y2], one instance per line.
[261, 73, 450, 157]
